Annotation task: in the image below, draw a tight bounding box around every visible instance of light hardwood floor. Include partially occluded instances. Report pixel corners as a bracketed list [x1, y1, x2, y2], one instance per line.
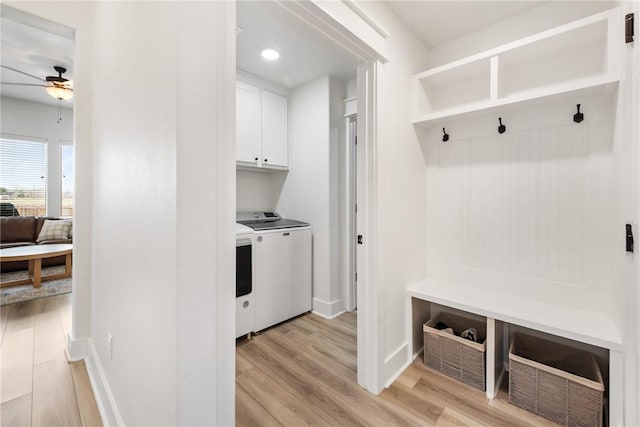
[236, 312, 558, 427]
[0, 294, 102, 427]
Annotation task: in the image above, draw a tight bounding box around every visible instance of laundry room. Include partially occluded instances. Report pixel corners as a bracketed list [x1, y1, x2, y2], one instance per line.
[233, 0, 360, 341]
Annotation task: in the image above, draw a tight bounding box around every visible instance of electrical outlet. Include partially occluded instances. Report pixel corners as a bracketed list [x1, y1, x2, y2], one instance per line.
[107, 332, 113, 360]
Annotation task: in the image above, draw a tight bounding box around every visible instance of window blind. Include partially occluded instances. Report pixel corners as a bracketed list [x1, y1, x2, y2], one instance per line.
[0, 139, 47, 216]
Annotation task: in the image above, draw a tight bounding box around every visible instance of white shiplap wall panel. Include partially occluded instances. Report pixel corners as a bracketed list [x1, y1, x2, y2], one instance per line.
[426, 100, 615, 299]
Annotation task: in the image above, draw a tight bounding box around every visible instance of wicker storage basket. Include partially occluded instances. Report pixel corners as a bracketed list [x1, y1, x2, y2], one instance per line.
[509, 333, 604, 427]
[423, 312, 486, 391]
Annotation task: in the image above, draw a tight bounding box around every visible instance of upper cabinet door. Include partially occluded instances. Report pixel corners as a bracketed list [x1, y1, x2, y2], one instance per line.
[261, 91, 288, 168]
[236, 82, 261, 164]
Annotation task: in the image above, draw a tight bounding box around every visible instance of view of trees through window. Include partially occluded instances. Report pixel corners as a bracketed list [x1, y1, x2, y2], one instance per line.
[0, 139, 47, 216]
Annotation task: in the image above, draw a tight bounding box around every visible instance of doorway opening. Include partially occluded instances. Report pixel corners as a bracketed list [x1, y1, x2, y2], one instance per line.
[234, 0, 376, 419]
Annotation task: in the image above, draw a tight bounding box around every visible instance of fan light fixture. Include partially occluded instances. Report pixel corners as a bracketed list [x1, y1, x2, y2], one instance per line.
[45, 84, 73, 101]
[45, 66, 73, 101]
[261, 48, 280, 61]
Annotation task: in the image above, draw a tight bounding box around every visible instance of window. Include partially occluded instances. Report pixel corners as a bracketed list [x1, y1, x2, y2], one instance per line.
[0, 139, 47, 216]
[60, 143, 74, 217]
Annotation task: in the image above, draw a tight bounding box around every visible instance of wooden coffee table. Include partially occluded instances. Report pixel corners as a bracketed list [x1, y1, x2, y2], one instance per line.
[0, 244, 73, 288]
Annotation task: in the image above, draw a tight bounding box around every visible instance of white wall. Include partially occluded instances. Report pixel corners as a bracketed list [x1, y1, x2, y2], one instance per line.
[353, 2, 431, 386]
[275, 75, 340, 316]
[90, 2, 235, 425]
[0, 96, 73, 216]
[236, 169, 280, 211]
[6, 2, 237, 425]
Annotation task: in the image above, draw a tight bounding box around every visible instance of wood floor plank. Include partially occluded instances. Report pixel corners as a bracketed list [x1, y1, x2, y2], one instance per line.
[434, 407, 485, 427]
[58, 294, 73, 336]
[303, 386, 382, 427]
[260, 331, 430, 427]
[0, 328, 34, 403]
[413, 375, 535, 427]
[34, 309, 66, 364]
[236, 383, 282, 427]
[32, 357, 82, 427]
[237, 337, 319, 399]
[70, 360, 103, 427]
[237, 366, 332, 427]
[0, 393, 32, 427]
[236, 350, 254, 376]
[0, 304, 12, 346]
[395, 363, 424, 388]
[4, 301, 36, 336]
[380, 382, 444, 424]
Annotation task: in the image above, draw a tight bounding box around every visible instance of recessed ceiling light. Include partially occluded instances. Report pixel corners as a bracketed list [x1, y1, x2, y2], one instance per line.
[261, 48, 280, 61]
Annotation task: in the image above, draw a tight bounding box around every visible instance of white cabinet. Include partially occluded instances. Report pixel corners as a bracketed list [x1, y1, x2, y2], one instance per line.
[236, 81, 288, 170]
[254, 228, 312, 331]
[236, 82, 261, 164]
[261, 91, 289, 168]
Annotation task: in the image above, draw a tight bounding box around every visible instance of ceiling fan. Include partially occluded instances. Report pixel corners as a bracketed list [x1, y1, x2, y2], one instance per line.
[1, 65, 73, 101]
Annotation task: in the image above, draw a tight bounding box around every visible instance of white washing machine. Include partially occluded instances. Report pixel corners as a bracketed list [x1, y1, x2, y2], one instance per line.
[236, 223, 254, 339]
[237, 212, 312, 332]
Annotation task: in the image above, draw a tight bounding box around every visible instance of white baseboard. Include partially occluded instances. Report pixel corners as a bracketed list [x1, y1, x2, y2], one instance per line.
[312, 297, 345, 319]
[85, 338, 125, 426]
[65, 332, 89, 362]
[383, 342, 410, 389]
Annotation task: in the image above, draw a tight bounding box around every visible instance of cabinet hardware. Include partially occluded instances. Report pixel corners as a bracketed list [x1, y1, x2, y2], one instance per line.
[264, 158, 268, 162]
[627, 224, 634, 253]
[626, 13, 634, 43]
[254, 157, 258, 161]
[357, 235, 363, 245]
[283, 232, 290, 236]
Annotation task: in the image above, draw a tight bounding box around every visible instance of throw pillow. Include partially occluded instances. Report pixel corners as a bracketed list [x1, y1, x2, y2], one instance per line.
[37, 219, 72, 242]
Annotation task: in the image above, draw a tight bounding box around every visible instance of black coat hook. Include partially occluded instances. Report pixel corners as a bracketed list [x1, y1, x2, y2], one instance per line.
[498, 117, 506, 134]
[442, 128, 449, 142]
[573, 104, 584, 123]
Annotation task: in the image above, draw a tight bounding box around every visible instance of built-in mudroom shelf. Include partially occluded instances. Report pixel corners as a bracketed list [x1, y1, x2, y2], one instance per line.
[411, 7, 622, 129]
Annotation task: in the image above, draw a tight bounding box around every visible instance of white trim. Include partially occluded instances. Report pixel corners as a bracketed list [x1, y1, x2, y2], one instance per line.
[85, 339, 125, 427]
[0, 132, 48, 143]
[312, 309, 347, 320]
[356, 59, 379, 393]
[277, 1, 386, 62]
[312, 297, 345, 318]
[65, 332, 89, 362]
[341, 0, 390, 39]
[383, 342, 410, 388]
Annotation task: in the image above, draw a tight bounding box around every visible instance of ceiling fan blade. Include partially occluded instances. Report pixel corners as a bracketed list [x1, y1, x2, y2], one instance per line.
[1, 65, 45, 82]
[0, 82, 47, 87]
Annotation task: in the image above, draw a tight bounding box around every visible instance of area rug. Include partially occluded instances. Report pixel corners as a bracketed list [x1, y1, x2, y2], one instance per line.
[0, 266, 72, 306]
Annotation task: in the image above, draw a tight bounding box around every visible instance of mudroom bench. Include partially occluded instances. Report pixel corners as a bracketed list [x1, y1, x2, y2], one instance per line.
[406, 279, 624, 426]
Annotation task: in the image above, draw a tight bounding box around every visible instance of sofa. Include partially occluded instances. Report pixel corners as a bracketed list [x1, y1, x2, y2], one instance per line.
[1, 216, 73, 273]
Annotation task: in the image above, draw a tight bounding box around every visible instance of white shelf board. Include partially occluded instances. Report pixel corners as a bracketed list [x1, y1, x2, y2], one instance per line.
[412, 7, 617, 82]
[413, 75, 619, 129]
[407, 279, 622, 351]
